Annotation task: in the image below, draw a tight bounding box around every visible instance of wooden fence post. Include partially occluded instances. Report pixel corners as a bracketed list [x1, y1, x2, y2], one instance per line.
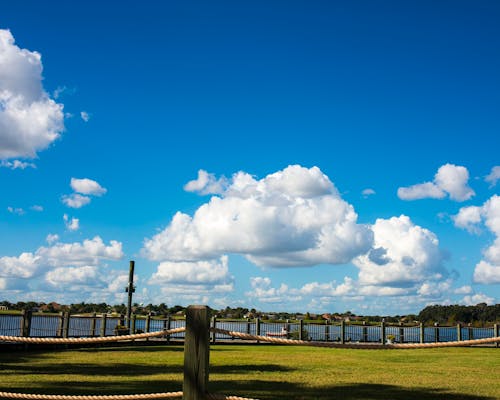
[246, 318, 251, 335]
[299, 319, 304, 341]
[399, 322, 404, 343]
[362, 321, 368, 343]
[131, 314, 137, 334]
[255, 317, 261, 344]
[100, 314, 107, 337]
[62, 311, 70, 338]
[20, 310, 32, 337]
[419, 323, 425, 344]
[381, 321, 386, 345]
[340, 320, 345, 344]
[90, 313, 97, 337]
[325, 319, 330, 342]
[145, 313, 151, 332]
[183, 305, 210, 400]
[211, 316, 217, 344]
[468, 324, 474, 340]
[457, 324, 462, 342]
[495, 323, 499, 348]
[165, 316, 171, 343]
[57, 311, 64, 337]
[434, 323, 439, 343]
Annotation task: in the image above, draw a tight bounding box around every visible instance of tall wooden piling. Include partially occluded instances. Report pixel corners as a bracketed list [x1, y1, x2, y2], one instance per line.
[183, 305, 210, 400]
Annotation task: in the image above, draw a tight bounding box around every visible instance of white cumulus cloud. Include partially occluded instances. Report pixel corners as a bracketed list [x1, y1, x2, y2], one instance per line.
[62, 193, 91, 208]
[397, 164, 474, 202]
[63, 214, 80, 231]
[455, 195, 500, 284]
[184, 169, 228, 195]
[1, 160, 36, 169]
[143, 165, 373, 268]
[70, 178, 107, 196]
[354, 215, 445, 286]
[485, 166, 500, 188]
[0, 29, 64, 160]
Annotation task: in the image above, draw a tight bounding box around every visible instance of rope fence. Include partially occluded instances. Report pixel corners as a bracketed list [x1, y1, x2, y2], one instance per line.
[1, 305, 498, 400]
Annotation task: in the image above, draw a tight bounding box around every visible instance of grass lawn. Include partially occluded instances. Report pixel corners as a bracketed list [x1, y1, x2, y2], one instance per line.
[0, 344, 498, 400]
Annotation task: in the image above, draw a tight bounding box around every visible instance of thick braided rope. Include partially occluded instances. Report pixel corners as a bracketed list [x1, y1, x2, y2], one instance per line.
[211, 328, 500, 349]
[0, 393, 183, 400]
[0, 394, 257, 400]
[0, 327, 185, 344]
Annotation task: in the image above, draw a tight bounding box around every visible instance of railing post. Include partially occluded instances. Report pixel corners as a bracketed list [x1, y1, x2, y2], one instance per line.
[183, 305, 210, 400]
[468, 324, 474, 340]
[457, 323, 462, 342]
[100, 314, 107, 337]
[255, 317, 260, 344]
[131, 314, 137, 334]
[362, 321, 368, 342]
[246, 318, 251, 335]
[211, 316, 217, 344]
[299, 319, 304, 341]
[399, 322, 404, 343]
[494, 323, 499, 348]
[21, 310, 32, 337]
[325, 319, 330, 342]
[419, 323, 425, 344]
[62, 311, 70, 338]
[165, 316, 171, 343]
[434, 323, 439, 343]
[90, 312, 97, 337]
[381, 321, 386, 345]
[340, 320, 345, 344]
[57, 311, 64, 337]
[145, 313, 152, 333]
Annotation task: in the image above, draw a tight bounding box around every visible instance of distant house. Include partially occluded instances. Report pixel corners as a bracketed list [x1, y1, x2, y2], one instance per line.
[0, 306, 8, 311]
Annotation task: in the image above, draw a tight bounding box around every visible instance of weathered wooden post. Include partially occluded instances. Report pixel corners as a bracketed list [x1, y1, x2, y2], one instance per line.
[145, 313, 152, 333]
[62, 311, 70, 338]
[20, 310, 32, 337]
[457, 323, 462, 342]
[340, 320, 345, 344]
[381, 320, 386, 345]
[362, 321, 368, 342]
[211, 316, 217, 344]
[165, 315, 171, 343]
[494, 323, 499, 348]
[299, 319, 304, 341]
[246, 318, 251, 335]
[183, 305, 210, 400]
[468, 323, 474, 340]
[255, 317, 261, 343]
[419, 322, 425, 344]
[90, 312, 97, 337]
[56, 311, 64, 337]
[100, 313, 107, 337]
[399, 322, 404, 343]
[434, 323, 439, 343]
[125, 260, 135, 329]
[325, 319, 330, 342]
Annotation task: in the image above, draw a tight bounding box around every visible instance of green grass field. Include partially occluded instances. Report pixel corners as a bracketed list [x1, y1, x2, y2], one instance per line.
[0, 344, 498, 400]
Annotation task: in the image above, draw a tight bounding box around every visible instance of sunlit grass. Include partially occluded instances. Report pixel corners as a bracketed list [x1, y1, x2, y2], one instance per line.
[0, 344, 498, 399]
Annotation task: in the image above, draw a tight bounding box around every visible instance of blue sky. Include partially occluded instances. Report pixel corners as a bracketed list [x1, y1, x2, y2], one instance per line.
[0, 1, 498, 315]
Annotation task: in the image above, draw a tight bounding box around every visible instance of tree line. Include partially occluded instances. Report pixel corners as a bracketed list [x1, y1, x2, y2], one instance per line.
[1, 300, 498, 325]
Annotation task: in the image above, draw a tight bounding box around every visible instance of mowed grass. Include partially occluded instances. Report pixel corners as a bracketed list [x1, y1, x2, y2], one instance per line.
[0, 344, 498, 400]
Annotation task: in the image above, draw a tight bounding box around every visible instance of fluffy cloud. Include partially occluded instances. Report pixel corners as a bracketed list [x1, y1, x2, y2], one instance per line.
[1, 160, 36, 169]
[0, 29, 64, 160]
[70, 177, 106, 196]
[7, 206, 25, 215]
[184, 169, 228, 195]
[0, 236, 123, 280]
[461, 293, 495, 306]
[62, 178, 106, 208]
[354, 215, 445, 286]
[143, 165, 373, 267]
[398, 164, 474, 202]
[80, 111, 90, 122]
[362, 188, 376, 198]
[454, 195, 500, 284]
[485, 166, 500, 188]
[64, 214, 80, 231]
[150, 256, 233, 285]
[62, 193, 91, 208]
